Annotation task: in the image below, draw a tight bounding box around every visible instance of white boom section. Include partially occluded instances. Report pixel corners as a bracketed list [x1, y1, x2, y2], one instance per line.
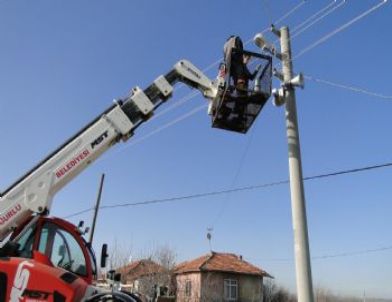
[0, 60, 220, 241]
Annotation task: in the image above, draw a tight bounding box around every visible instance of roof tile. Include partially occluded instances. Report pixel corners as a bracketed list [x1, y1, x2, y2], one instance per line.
[117, 259, 164, 281]
[174, 252, 272, 277]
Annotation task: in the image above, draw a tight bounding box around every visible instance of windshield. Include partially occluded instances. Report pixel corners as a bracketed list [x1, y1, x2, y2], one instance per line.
[14, 218, 38, 258]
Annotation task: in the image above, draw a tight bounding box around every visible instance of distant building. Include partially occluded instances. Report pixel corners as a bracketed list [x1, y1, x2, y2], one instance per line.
[118, 259, 167, 300]
[174, 252, 272, 302]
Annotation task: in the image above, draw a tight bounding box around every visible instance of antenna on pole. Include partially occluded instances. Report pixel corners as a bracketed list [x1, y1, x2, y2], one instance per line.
[207, 227, 213, 252]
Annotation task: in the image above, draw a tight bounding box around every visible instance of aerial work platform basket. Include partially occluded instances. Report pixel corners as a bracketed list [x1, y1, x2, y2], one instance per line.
[211, 49, 272, 134]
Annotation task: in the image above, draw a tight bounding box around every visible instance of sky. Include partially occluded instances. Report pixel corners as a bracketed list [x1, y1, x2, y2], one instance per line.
[0, 0, 391, 299]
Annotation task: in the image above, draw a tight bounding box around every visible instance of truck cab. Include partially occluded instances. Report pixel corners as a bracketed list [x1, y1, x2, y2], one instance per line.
[6, 216, 97, 284]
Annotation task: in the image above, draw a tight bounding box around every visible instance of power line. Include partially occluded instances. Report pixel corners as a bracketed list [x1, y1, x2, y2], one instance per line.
[291, 1, 341, 34]
[304, 162, 392, 181]
[272, 1, 307, 28]
[253, 245, 392, 262]
[66, 208, 94, 219]
[291, 0, 347, 40]
[63, 161, 392, 219]
[153, 91, 200, 119]
[63, 179, 288, 219]
[269, 1, 345, 48]
[95, 101, 206, 164]
[312, 245, 392, 260]
[128, 104, 207, 146]
[273, 1, 386, 71]
[203, 0, 307, 76]
[305, 75, 392, 100]
[293, 0, 388, 60]
[210, 123, 258, 228]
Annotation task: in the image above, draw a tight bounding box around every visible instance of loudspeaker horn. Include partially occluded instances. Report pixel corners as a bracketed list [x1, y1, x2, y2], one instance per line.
[289, 73, 304, 89]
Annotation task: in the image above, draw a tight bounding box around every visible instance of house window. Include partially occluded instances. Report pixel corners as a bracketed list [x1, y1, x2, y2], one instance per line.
[185, 280, 192, 297]
[224, 279, 238, 301]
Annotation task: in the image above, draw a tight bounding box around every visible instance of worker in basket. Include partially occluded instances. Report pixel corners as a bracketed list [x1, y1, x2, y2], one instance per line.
[234, 53, 261, 95]
[224, 36, 259, 94]
[223, 35, 260, 120]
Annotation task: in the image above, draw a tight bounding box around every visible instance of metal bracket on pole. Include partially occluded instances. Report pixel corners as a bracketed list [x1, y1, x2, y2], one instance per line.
[271, 24, 281, 37]
[273, 68, 284, 81]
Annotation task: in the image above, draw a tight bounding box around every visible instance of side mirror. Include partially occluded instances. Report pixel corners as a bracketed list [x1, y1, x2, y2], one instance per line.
[101, 243, 108, 268]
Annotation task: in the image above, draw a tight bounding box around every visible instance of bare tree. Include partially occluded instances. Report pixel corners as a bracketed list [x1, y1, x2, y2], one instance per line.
[263, 279, 278, 302]
[199, 272, 221, 302]
[263, 280, 297, 302]
[314, 288, 366, 302]
[109, 238, 133, 271]
[120, 244, 177, 301]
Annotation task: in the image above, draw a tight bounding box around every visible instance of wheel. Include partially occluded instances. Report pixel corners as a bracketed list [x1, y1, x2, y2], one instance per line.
[85, 292, 139, 302]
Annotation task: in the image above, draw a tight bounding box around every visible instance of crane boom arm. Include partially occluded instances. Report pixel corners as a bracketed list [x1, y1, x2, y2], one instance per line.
[0, 60, 221, 241]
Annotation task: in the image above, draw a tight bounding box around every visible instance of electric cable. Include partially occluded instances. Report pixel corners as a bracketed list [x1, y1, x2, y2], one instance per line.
[63, 161, 392, 219]
[305, 75, 392, 100]
[272, 1, 386, 71]
[65, 207, 95, 219]
[153, 91, 200, 119]
[291, 0, 347, 40]
[291, 1, 341, 34]
[267, 0, 346, 48]
[250, 245, 392, 262]
[293, 0, 388, 61]
[94, 98, 206, 164]
[312, 245, 392, 260]
[210, 123, 258, 228]
[127, 103, 207, 147]
[270, 1, 307, 28]
[202, 0, 308, 77]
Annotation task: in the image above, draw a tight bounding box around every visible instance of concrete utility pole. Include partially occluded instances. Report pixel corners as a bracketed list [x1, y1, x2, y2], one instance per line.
[89, 173, 105, 245]
[254, 26, 314, 302]
[280, 26, 314, 302]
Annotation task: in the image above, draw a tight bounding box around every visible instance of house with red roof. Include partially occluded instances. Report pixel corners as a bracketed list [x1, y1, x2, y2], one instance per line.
[174, 252, 272, 302]
[117, 259, 167, 297]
